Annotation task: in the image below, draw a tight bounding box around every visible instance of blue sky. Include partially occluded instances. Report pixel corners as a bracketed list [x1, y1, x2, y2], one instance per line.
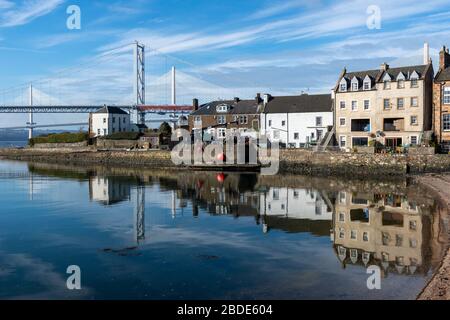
[1, 0, 450, 126]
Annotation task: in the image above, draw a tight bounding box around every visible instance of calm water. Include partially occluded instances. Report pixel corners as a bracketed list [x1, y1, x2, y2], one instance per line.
[0, 160, 448, 300]
[0, 141, 27, 148]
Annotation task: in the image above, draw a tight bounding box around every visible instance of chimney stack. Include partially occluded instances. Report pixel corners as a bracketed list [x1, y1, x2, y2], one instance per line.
[234, 97, 240, 103]
[193, 98, 199, 111]
[439, 45, 450, 70]
[255, 93, 261, 104]
[380, 63, 389, 71]
[423, 42, 430, 65]
[263, 94, 271, 106]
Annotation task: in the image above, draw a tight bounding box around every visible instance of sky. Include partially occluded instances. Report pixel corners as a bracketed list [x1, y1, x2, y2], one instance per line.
[1, 0, 450, 127]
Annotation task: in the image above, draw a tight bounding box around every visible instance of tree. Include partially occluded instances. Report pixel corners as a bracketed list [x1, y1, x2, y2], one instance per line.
[159, 122, 172, 136]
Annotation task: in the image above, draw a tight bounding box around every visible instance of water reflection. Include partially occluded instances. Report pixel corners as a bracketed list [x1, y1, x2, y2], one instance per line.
[2, 161, 446, 299]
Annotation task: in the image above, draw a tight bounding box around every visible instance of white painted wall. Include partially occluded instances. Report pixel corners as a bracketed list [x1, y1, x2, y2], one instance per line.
[261, 111, 333, 147]
[91, 113, 131, 137]
[260, 187, 331, 220]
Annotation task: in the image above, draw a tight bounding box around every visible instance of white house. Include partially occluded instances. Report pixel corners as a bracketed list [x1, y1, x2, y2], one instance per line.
[260, 94, 333, 148]
[89, 106, 131, 137]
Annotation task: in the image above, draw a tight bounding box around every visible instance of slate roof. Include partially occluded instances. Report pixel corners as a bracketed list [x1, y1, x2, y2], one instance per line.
[191, 99, 259, 116]
[263, 94, 332, 114]
[436, 67, 450, 81]
[94, 106, 128, 115]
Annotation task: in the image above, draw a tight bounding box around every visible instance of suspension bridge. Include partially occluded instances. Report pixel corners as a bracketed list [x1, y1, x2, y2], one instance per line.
[0, 41, 259, 138]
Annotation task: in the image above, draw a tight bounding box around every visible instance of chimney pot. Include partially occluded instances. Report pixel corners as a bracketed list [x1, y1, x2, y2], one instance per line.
[423, 42, 430, 65]
[380, 63, 389, 71]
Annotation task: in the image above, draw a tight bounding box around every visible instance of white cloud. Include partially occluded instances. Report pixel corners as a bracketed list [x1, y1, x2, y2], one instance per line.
[0, 0, 64, 27]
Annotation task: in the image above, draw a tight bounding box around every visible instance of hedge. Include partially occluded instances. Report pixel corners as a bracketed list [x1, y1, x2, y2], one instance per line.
[29, 132, 88, 146]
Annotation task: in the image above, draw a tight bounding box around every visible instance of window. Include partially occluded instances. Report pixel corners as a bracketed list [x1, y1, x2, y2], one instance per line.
[217, 115, 226, 125]
[239, 115, 248, 124]
[411, 78, 418, 88]
[339, 136, 346, 148]
[384, 80, 391, 90]
[339, 118, 346, 126]
[103, 129, 107, 135]
[339, 213, 345, 222]
[339, 228, 345, 239]
[410, 115, 418, 126]
[281, 120, 286, 127]
[398, 80, 405, 89]
[411, 97, 418, 107]
[410, 220, 417, 231]
[363, 81, 371, 90]
[194, 116, 201, 122]
[350, 230, 357, 240]
[364, 100, 370, 110]
[294, 132, 299, 140]
[340, 80, 347, 92]
[268, 120, 272, 127]
[383, 99, 391, 110]
[103, 118, 106, 123]
[352, 82, 359, 91]
[443, 114, 450, 131]
[316, 116, 322, 126]
[363, 232, 369, 242]
[410, 136, 418, 145]
[444, 87, 450, 104]
[112, 117, 115, 123]
[97, 129, 100, 135]
[351, 101, 357, 111]
[397, 98, 404, 110]
[123, 117, 126, 123]
[352, 137, 369, 146]
[216, 104, 229, 112]
[340, 101, 346, 109]
[217, 128, 226, 138]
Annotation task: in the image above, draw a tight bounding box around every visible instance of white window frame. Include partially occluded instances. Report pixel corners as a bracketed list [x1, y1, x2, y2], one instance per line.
[316, 116, 323, 127]
[364, 100, 370, 110]
[410, 136, 418, 145]
[217, 115, 226, 125]
[383, 99, 391, 110]
[339, 117, 346, 126]
[411, 97, 419, 107]
[351, 101, 358, 111]
[410, 115, 418, 126]
[444, 87, 450, 104]
[397, 98, 404, 110]
[443, 114, 450, 131]
[340, 101, 346, 109]
[339, 135, 346, 148]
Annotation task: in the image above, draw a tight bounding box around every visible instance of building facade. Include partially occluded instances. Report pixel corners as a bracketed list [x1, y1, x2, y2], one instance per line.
[260, 94, 333, 148]
[188, 97, 261, 140]
[89, 106, 131, 137]
[433, 46, 450, 153]
[334, 47, 434, 150]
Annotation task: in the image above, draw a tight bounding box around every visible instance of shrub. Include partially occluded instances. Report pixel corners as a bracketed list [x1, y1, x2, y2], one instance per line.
[29, 132, 88, 146]
[102, 131, 140, 140]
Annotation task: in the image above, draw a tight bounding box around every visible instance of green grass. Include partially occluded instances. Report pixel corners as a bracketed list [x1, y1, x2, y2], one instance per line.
[29, 132, 88, 146]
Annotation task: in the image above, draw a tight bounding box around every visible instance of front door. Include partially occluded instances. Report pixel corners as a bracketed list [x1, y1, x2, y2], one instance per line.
[385, 138, 403, 148]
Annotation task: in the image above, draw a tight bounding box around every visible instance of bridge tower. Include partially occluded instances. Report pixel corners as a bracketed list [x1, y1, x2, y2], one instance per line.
[26, 84, 36, 139]
[133, 41, 146, 124]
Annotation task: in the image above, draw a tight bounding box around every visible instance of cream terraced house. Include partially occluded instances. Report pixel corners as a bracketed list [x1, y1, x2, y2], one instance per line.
[334, 47, 434, 150]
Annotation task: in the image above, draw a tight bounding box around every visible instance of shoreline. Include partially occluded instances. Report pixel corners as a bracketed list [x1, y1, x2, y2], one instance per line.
[2, 147, 450, 178]
[416, 174, 450, 300]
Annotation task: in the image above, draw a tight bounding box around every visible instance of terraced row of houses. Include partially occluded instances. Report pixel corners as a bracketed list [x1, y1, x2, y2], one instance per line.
[188, 44, 450, 152]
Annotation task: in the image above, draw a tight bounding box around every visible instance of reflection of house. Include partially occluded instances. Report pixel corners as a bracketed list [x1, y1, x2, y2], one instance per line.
[333, 190, 430, 275]
[89, 176, 131, 205]
[139, 131, 163, 149]
[260, 187, 331, 220]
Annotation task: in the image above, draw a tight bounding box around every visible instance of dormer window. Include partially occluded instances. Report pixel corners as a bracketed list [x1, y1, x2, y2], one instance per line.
[363, 76, 371, 90]
[351, 77, 359, 91]
[397, 72, 406, 89]
[410, 71, 419, 88]
[216, 104, 229, 113]
[383, 73, 392, 90]
[339, 78, 348, 92]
